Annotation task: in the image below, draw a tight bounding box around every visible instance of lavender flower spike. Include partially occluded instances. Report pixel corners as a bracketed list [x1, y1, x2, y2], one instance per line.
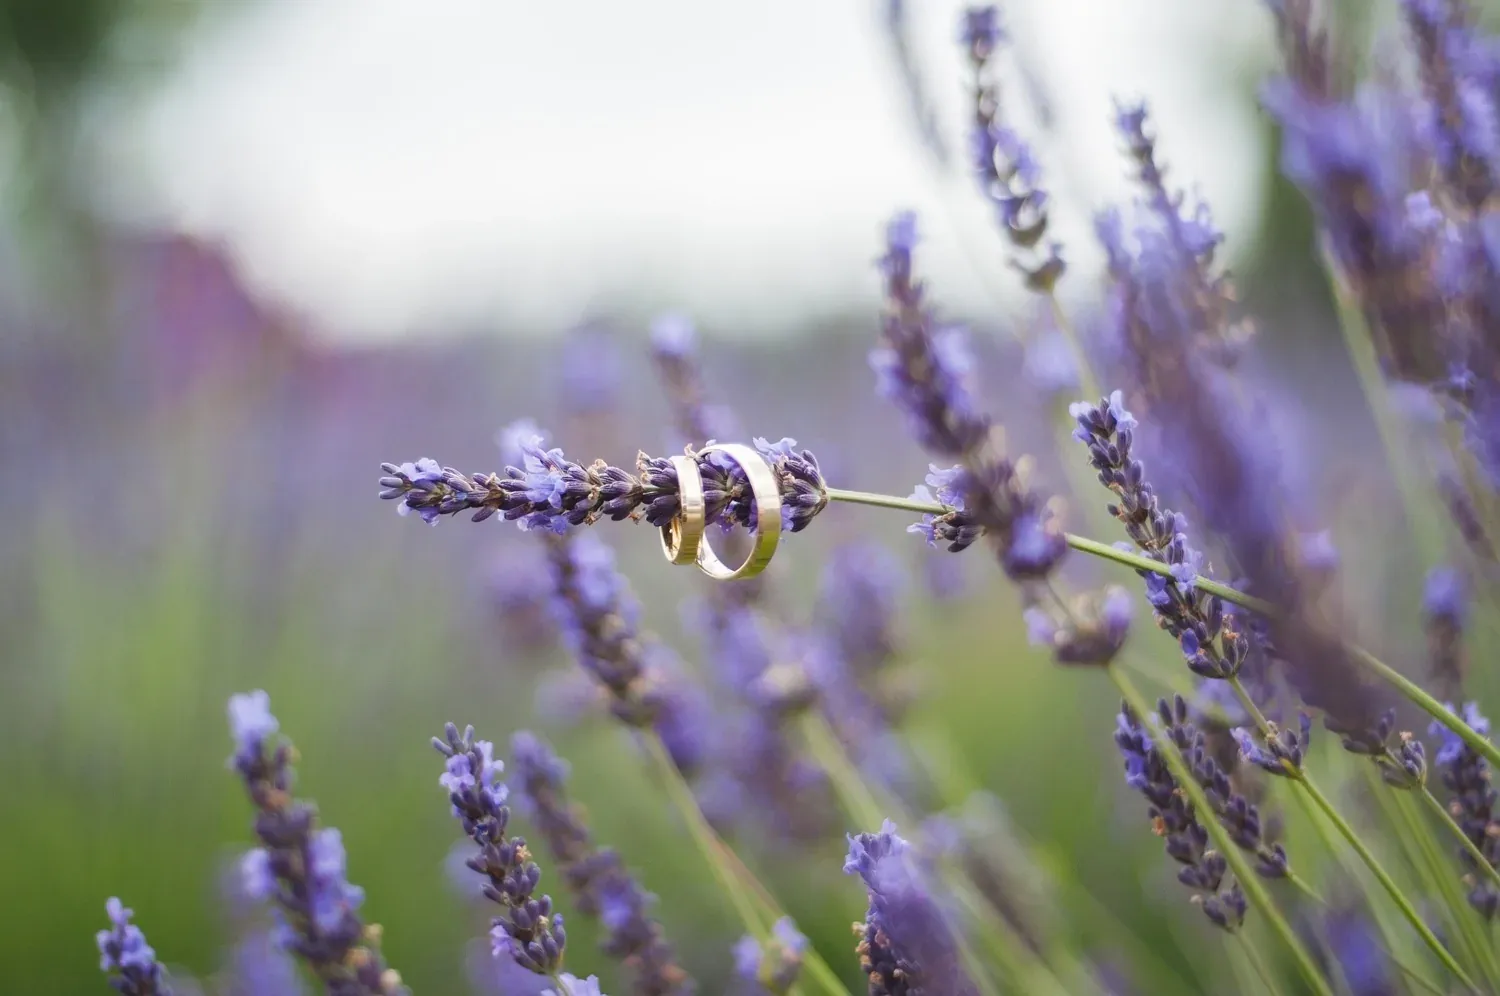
[229, 691, 406, 996]
[545, 531, 710, 775]
[1156, 695, 1291, 881]
[1069, 392, 1248, 680]
[1429, 702, 1500, 918]
[961, 5, 1065, 292]
[875, 212, 1067, 581]
[1115, 704, 1248, 930]
[97, 898, 171, 996]
[510, 731, 694, 996]
[1424, 566, 1468, 700]
[380, 432, 827, 535]
[434, 722, 567, 975]
[845, 820, 979, 995]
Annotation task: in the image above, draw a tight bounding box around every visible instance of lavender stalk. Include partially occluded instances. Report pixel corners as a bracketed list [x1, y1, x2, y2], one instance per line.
[97, 898, 172, 996]
[229, 692, 406, 996]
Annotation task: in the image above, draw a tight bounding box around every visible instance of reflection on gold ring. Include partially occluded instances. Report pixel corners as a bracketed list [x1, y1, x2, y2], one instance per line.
[694, 443, 781, 581]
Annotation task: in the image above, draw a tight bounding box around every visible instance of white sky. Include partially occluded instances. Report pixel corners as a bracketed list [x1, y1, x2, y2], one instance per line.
[91, 0, 1276, 343]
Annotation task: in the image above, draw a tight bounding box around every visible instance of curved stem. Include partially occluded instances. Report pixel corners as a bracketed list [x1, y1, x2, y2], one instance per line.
[1236, 934, 1279, 995]
[798, 712, 1013, 996]
[644, 734, 853, 996]
[1109, 668, 1334, 996]
[819, 486, 1500, 769]
[1225, 678, 1480, 990]
[1297, 775, 1478, 992]
[1417, 785, 1500, 895]
[644, 734, 766, 938]
[799, 711, 1085, 996]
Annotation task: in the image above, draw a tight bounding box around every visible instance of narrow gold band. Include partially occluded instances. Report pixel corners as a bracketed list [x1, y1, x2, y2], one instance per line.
[694, 443, 781, 581]
[660, 454, 707, 565]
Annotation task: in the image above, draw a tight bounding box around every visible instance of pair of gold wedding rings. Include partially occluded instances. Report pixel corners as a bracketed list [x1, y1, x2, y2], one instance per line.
[658, 443, 780, 581]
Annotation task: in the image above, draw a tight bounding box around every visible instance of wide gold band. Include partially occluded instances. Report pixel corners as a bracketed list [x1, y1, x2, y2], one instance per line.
[660, 454, 707, 565]
[694, 443, 781, 581]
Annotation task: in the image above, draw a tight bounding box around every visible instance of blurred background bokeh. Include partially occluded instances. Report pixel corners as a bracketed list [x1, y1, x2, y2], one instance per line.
[5, 0, 1497, 992]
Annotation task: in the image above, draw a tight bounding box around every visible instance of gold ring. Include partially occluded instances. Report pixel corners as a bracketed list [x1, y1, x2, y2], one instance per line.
[660, 454, 706, 565]
[695, 443, 781, 581]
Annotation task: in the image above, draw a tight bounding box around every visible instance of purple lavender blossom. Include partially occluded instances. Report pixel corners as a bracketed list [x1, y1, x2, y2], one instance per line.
[1112, 102, 1246, 363]
[845, 821, 979, 995]
[1264, 69, 1448, 382]
[509, 731, 694, 996]
[882, 0, 952, 167]
[961, 6, 1065, 292]
[734, 917, 808, 995]
[559, 321, 623, 414]
[1424, 566, 1468, 698]
[223, 930, 306, 996]
[1232, 713, 1312, 778]
[1154, 695, 1290, 880]
[818, 541, 909, 716]
[433, 722, 567, 976]
[1069, 392, 1248, 680]
[1023, 585, 1133, 667]
[1319, 901, 1395, 996]
[1329, 708, 1429, 789]
[97, 898, 171, 996]
[1429, 702, 1500, 918]
[485, 543, 559, 653]
[1114, 704, 1249, 930]
[380, 431, 827, 535]
[545, 531, 710, 774]
[876, 214, 1067, 581]
[228, 692, 405, 996]
[1402, 0, 1500, 212]
[650, 313, 742, 444]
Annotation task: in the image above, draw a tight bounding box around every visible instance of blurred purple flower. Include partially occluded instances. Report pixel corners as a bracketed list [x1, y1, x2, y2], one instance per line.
[97, 898, 171, 996]
[1429, 701, 1500, 918]
[510, 731, 693, 995]
[845, 821, 979, 995]
[227, 692, 404, 994]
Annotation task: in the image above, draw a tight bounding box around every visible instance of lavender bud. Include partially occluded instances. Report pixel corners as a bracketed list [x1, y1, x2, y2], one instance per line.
[434, 723, 567, 976]
[1115, 704, 1248, 929]
[381, 429, 826, 536]
[1424, 566, 1468, 699]
[845, 821, 980, 995]
[1232, 713, 1312, 778]
[97, 898, 171, 996]
[229, 693, 405, 996]
[1429, 702, 1500, 918]
[510, 731, 693, 995]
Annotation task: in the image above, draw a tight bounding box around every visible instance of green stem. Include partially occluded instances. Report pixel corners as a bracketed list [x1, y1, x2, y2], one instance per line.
[1236, 934, 1279, 995]
[1225, 678, 1480, 990]
[645, 733, 767, 937]
[1417, 785, 1500, 896]
[1297, 777, 1478, 992]
[818, 486, 1500, 770]
[1109, 668, 1335, 996]
[1344, 645, 1500, 770]
[1045, 290, 1100, 403]
[1363, 763, 1500, 992]
[798, 712, 1018, 996]
[644, 734, 852, 996]
[1324, 267, 1448, 564]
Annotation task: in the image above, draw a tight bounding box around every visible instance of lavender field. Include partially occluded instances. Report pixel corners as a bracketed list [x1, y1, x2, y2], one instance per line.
[7, 1, 1500, 994]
